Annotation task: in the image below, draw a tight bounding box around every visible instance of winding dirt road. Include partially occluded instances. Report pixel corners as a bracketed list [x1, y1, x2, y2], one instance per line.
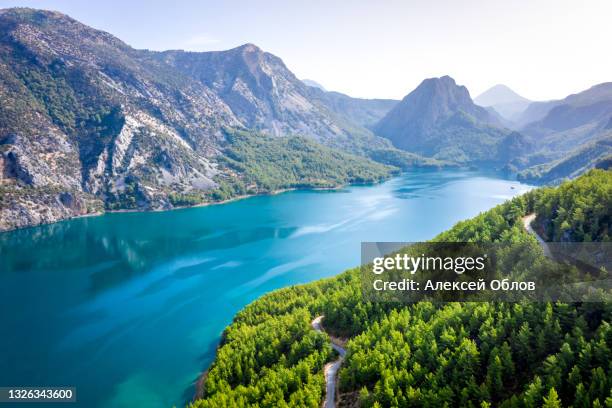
[312, 316, 346, 408]
[308, 216, 548, 407]
[306, 216, 552, 407]
[522, 213, 553, 258]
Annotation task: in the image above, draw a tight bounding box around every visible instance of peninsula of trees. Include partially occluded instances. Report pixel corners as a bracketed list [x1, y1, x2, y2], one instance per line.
[193, 169, 611, 407]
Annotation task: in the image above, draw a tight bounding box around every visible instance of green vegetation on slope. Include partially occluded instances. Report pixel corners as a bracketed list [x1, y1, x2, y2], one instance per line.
[193, 169, 612, 408]
[531, 168, 611, 242]
[517, 136, 612, 186]
[366, 148, 450, 171]
[209, 129, 397, 201]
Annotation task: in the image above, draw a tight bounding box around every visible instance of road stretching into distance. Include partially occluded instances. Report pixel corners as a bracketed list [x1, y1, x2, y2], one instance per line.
[311, 316, 346, 408]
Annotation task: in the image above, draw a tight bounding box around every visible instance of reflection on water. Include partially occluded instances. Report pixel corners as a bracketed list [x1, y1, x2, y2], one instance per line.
[0, 169, 531, 408]
[1, 220, 298, 296]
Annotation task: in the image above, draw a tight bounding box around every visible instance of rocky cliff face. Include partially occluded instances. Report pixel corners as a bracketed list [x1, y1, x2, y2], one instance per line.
[157, 45, 340, 140]
[0, 8, 244, 229]
[155, 45, 398, 153]
[0, 8, 402, 231]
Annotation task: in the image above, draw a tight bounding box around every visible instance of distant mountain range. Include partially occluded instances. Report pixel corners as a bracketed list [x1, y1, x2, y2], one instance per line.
[520, 83, 612, 141]
[374, 77, 611, 180]
[474, 84, 532, 121]
[0, 7, 610, 231]
[300, 80, 399, 128]
[517, 137, 612, 184]
[306, 88, 399, 129]
[514, 83, 612, 182]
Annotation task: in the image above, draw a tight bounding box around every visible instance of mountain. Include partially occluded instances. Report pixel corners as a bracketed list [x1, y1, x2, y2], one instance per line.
[301, 79, 326, 90]
[514, 82, 612, 179]
[517, 82, 612, 130]
[0, 8, 431, 231]
[517, 132, 612, 184]
[0, 8, 232, 230]
[474, 84, 532, 121]
[300, 80, 399, 128]
[373, 76, 529, 163]
[514, 100, 560, 128]
[154, 44, 372, 147]
[306, 88, 398, 128]
[522, 82, 612, 140]
[484, 105, 514, 129]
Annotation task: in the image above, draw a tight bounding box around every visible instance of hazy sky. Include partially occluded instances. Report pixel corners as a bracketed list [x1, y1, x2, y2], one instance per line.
[1, 0, 610, 101]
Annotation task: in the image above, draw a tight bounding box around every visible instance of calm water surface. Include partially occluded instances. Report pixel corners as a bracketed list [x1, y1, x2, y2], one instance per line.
[0, 169, 531, 407]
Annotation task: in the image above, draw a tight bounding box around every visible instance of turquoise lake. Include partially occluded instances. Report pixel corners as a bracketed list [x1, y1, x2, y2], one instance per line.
[0, 170, 532, 407]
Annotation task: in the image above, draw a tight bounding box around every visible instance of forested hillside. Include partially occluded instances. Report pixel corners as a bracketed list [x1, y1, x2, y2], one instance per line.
[517, 136, 612, 186]
[511, 83, 612, 184]
[208, 130, 396, 201]
[192, 169, 612, 408]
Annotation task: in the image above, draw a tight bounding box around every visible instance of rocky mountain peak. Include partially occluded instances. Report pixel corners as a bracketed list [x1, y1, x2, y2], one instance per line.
[376, 76, 491, 134]
[373, 75, 516, 162]
[1, 7, 68, 22]
[0, 6, 132, 66]
[236, 42, 262, 53]
[408, 76, 475, 117]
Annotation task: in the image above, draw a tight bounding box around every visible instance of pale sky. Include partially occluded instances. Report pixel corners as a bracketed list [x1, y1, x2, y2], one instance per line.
[1, 0, 610, 101]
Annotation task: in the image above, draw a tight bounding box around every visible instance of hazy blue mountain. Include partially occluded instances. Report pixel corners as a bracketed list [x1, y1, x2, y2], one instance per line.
[474, 84, 532, 121]
[517, 132, 612, 184]
[517, 82, 612, 129]
[373, 76, 529, 163]
[523, 83, 612, 131]
[509, 83, 612, 182]
[305, 88, 398, 128]
[484, 106, 515, 129]
[515, 100, 561, 128]
[301, 78, 326, 90]
[520, 82, 612, 156]
[300, 80, 399, 127]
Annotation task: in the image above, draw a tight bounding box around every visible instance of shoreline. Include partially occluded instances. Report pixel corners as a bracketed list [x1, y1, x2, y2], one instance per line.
[0, 181, 378, 234]
[3, 166, 493, 234]
[193, 369, 208, 402]
[1, 168, 538, 407]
